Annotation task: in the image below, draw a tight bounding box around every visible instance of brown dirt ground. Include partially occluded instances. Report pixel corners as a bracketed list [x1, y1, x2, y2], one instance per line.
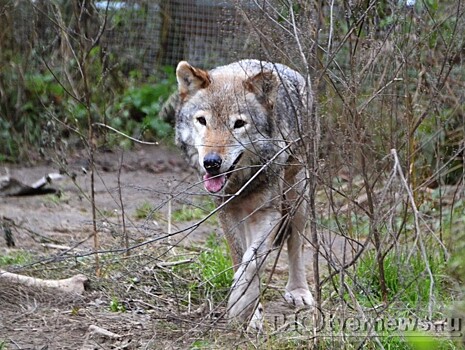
[0, 144, 348, 349]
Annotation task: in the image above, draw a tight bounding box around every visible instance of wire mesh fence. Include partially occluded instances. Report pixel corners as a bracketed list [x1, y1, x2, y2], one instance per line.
[1, 0, 465, 349]
[2, 0, 260, 73]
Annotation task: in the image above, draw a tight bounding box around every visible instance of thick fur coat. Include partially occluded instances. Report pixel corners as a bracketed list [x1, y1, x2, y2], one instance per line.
[175, 59, 317, 329]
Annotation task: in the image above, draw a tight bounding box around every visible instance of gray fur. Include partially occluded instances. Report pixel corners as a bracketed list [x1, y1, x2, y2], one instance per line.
[174, 59, 317, 329]
[175, 59, 313, 195]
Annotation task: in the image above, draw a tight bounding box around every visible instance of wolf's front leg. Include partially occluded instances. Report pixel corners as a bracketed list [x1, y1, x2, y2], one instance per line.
[280, 170, 315, 309]
[227, 209, 280, 330]
[284, 204, 314, 308]
[285, 229, 315, 307]
[227, 243, 263, 327]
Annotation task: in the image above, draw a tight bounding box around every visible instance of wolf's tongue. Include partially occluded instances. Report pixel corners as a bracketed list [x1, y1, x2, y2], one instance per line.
[203, 174, 226, 193]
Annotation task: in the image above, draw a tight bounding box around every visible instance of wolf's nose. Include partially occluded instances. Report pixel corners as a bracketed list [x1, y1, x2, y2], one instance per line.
[203, 152, 222, 175]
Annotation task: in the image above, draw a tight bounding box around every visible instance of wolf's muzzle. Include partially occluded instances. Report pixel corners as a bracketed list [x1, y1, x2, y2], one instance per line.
[203, 152, 222, 175]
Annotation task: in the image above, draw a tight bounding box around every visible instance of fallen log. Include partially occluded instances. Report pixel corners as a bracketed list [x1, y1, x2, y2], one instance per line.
[0, 270, 88, 295]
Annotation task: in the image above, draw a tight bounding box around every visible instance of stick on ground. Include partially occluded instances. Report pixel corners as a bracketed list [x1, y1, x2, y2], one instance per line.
[0, 270, 88, 295]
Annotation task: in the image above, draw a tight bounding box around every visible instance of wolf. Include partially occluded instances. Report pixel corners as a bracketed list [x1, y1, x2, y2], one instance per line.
[174, 59, 318, 329]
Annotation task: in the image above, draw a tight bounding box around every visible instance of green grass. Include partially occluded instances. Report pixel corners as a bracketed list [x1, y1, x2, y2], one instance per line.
[0, 250, 32, 267]
[260, 332, 462, 350]
[109, 296, 126, 313]
[403, 332, 459, 350]
[41, 193, 69, 206]
[173, 233, 233, 303]
[350, 250, 448, 309]
[172, 205, 206, 222]
[321, 245, 460, 349]
[189, 340, 211, 349]
[133, 201, 164, 221]
[134, 201, 154, 219]
[194, 234, 233, 298]
[172, 199, 217, 224]
[98, 208, 117, 219]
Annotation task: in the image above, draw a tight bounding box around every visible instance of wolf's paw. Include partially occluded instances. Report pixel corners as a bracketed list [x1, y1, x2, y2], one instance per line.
[246, 303, 264, 333]
[284, 288, 315, 308]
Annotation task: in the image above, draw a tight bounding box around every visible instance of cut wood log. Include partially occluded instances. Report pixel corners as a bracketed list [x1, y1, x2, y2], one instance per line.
[0, 270, 88, 295]
[0, 172, 63, 196]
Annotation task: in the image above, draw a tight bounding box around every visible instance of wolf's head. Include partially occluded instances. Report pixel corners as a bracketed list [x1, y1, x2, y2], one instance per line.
[175, 61, 281, 194]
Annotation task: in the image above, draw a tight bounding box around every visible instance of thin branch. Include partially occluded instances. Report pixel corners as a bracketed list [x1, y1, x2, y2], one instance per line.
[391, 148, 435, 318]
[93, 122, 159, 145]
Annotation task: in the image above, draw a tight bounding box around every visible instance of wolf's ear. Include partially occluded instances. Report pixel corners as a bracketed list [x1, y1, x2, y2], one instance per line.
[176, 61, 211, 100]
[243, 71, 278, 109]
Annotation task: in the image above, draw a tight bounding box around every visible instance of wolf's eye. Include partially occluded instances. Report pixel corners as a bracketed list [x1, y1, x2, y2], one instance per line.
[234, 119, 246, 129]
[197, 116, 207, 126]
